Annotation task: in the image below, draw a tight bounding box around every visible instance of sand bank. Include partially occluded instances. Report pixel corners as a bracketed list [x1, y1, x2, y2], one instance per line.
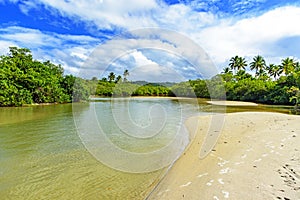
[148, 112, 300, 200]
[207, 100, 258, 106]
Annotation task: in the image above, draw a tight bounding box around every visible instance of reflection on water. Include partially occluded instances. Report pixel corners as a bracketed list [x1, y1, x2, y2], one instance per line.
[0, 103, 165, 199]
[0, 98, 293, 199]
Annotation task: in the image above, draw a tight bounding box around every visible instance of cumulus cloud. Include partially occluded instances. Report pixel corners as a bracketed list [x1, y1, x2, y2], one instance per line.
[79, 28, 217, 80]
[0, 26, 100, 75]
[13, 0, 158, 30]
[129, 63, 185, 82]
[2, 1, 300, 79]
[195, 6, 300, 66]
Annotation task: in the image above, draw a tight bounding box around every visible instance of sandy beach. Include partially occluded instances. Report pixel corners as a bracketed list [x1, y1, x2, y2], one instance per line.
[148, 112, 300, 200]
[207, 100, 258, 106]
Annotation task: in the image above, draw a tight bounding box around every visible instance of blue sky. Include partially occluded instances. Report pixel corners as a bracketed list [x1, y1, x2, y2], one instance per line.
[1, 0, 300, 81]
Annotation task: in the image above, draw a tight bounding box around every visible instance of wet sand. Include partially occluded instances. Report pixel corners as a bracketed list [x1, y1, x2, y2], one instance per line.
[148, 112, 300, 200]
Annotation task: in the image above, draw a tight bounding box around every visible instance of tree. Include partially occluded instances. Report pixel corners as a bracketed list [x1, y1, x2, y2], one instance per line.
[108, 72, 116, 82]
[267, 64, 282, 80]
[281, 57, 296, 75]
[229, 56, 247, 73]
[0, 46, 90, 106]
[115, 75, 122, 83]
[222, 67, 232, 74]
[250, 55, 266, 77]
[123, 69, 129, 82]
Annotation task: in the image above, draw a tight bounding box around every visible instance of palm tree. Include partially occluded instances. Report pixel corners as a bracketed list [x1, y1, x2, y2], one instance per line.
[267, 64, 282, 80]
[229, 56, 247, 73]
[250, 55, 266, 76]
[123, 69, 129, 82]
[108, 72, 116, 82]
[222, 67, 232, 74]
[280, 57, 296, 75]
[115, 75, 122, 83]
[229, 56, 239, 72]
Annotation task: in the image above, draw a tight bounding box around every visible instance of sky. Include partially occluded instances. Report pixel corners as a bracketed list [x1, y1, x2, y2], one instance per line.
[1, 0, 300, 81]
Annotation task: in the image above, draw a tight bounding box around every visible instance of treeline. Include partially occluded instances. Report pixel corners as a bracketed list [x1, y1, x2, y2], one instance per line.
[172, 55, 300, 114]
[95, 79, 172, 97]
[0, 47, 90, 106]
[1, 47, 299, 114]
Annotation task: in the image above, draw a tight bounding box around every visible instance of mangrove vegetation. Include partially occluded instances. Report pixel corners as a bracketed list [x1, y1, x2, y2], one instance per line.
[1, 47, 299, 114]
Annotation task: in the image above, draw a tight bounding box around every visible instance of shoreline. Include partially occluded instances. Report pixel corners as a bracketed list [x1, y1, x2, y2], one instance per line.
[148, 112, 300, 200]
[206, 100, 258, 106]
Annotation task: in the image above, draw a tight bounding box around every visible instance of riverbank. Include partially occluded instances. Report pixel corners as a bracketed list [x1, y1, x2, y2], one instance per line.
[148, 112, 300, 200]
[206, 100, 258, 106]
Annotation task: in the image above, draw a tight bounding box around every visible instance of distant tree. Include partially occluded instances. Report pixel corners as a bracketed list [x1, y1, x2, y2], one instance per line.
[222, 67, 232, 74]
[250, 55, 266, 77]
[229, 56, 247, 73]
[108, 72, 116, 82]
[267, 64, 282, 80]
[281, 57, 296, 75]
[123, 69, 129, 82]
[115, 75, 122, 83]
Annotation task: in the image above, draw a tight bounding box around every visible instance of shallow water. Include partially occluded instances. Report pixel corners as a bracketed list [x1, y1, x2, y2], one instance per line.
[0, 98, 292, 199]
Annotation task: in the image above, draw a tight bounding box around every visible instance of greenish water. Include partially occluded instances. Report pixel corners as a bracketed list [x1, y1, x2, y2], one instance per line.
[0, 98, 293, 199]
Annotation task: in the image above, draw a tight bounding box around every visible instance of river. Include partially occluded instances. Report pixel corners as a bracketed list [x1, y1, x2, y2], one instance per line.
[0, 98, 291, 199]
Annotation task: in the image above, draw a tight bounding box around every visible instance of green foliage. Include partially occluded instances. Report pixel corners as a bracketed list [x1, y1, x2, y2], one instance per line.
[288, 86, 300, 114]
[229, 55, 247, 72]
[2, 48, 299, 114]
[0, 47, 90, 106]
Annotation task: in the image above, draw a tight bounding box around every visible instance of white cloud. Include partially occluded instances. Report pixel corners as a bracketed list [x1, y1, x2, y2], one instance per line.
[130, 64, 185, 82]
[156, 4, 216, 31]
[18, 1, 39, 15]
[194, 6, 300, 66]
[3, 1, 300, 78]
[80, 28, 218, 80]
[130, 50, 156, 67]
[28, 0, 159, 29]
[0, 41, 17, 55]
[0, 26, 100, 75]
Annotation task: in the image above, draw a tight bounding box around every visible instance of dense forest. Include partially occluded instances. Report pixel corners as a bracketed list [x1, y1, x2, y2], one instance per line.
[93, 55, 300, 113]
[0, 47, 90, 106]
[0, 47, 299, 114]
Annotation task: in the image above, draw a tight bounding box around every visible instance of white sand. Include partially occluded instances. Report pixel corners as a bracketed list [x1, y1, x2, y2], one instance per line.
[148, 112, 300, 200]
[207, 100, 258, 106]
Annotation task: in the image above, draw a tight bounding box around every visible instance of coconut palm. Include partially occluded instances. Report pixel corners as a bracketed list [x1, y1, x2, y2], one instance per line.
[115, 75, 122, 83]
[229, 56, 247, 73]
[123, 69, 129, 82]
[280, 57, 296, 75]
[267, 64, 282, 80]
[108, 72, 116, 82]
[250, 55, 266, 76]
[222, 67, 232, 74]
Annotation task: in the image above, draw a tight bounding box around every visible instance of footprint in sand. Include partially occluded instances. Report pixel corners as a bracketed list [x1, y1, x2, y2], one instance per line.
[218, 160, 229, 167]
[206, 180, 214, 186]
[180, 181, 192, 188]
[241, 154, 247, 159]
[222, 190, 230, 198]
[219, 168, 230, 174]
[197, 172, 208, 178]
[234, 161, 244, 165]
[254, 158, 262, 163]
[218, 178, 225, 185]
